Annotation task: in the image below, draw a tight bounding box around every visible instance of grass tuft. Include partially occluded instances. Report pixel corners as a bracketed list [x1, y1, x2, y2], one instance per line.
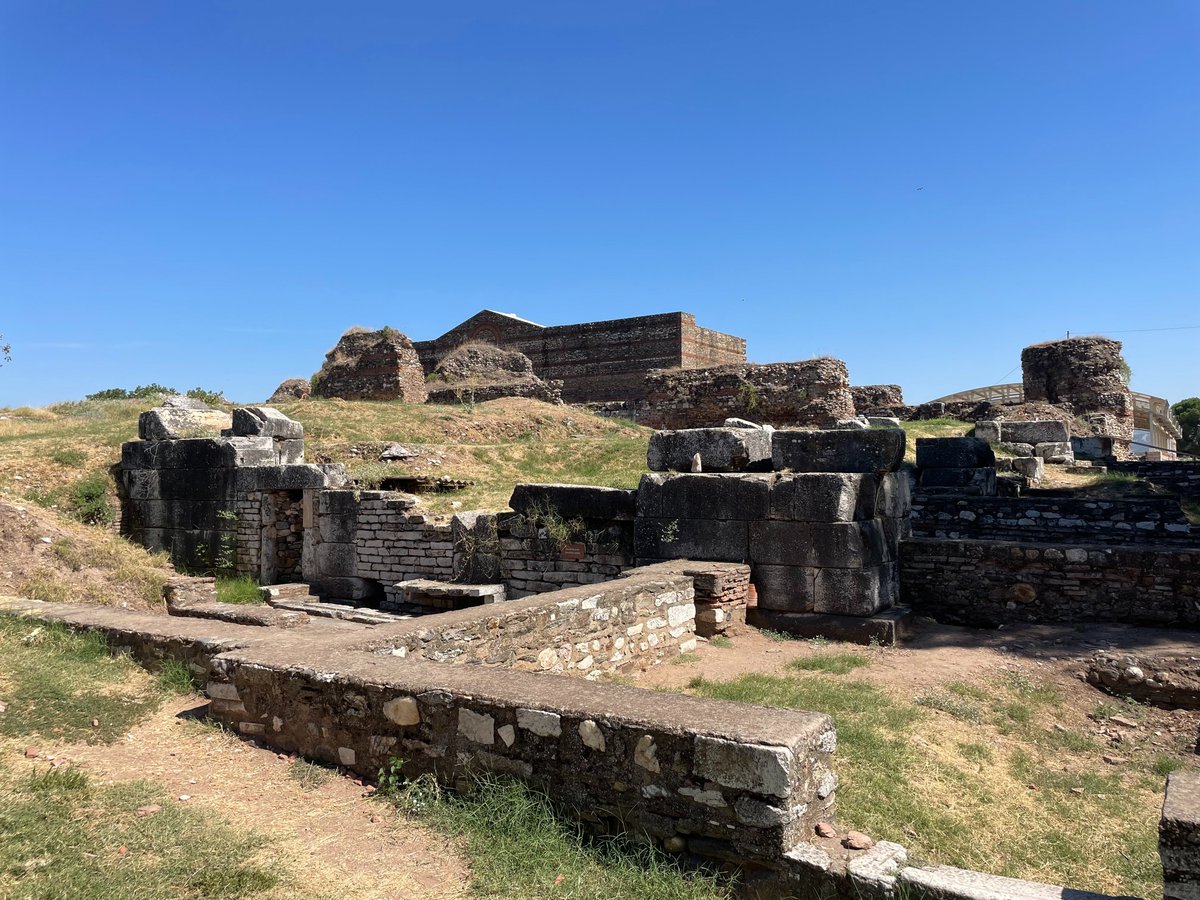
[787, 652, 869, 675]
[215, 576, 264, 605]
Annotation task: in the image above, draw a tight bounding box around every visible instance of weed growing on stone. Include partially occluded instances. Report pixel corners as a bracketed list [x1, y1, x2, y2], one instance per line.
[215, 576, 264, 605]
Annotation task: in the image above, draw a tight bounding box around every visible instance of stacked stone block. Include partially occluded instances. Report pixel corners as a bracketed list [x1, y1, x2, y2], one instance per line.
[636, 428, 910, 618]
[914, 437, 997, 495]
[120, 406, 339, 577]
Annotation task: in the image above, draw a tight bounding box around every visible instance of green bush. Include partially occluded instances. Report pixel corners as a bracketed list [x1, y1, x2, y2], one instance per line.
[185, 386, 225, 406]
[68, 471, 114, 526]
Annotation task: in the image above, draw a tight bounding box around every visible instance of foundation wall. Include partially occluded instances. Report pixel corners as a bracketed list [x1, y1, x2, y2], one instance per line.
[900, 537, 1200, 628]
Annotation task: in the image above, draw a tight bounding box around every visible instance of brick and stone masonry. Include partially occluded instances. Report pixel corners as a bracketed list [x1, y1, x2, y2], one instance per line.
[413, 310, 746, 404]
[311, 327, 429, 402]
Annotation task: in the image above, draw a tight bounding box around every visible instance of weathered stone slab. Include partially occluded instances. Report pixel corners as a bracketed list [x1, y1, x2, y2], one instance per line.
[230, 406, 305, 440]
[509, 483, 637, 521]
[972, 421, 1001, 443]
[767, 473, 879, 522]
[647, 428, 773, 473]
[915, 437, 995, 469]
[138, 405, 231, 441]
[1163, 771, 1200, 895]
[1035, 441, 1075, 464]
[1000, 420, 1070, 445]
[749, 520, 895, 568]
[748, 607, 911, 647]
[637, 473, 771, 521]
[316, 490, 359, 543]
[772, 429, 905, 474]
[1011, 456, 1044, 481]
[634, 517, 749, 563]
[753, 562, 898, 615]
[918, 468, 997, 492]
[898, 864, 1134, 899]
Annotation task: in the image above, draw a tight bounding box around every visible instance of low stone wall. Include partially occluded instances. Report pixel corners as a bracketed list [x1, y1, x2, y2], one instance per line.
[910, 493, 1193, 544]
[1087, 651, 1200, 711]
[627, 561, 750, 637]
[1110, 460, 1200, 500]
[849, 384, 905, 415]
[900, 538, 1200, 628]
[376, 570, 696, 676]
[632, 359, 855, 429]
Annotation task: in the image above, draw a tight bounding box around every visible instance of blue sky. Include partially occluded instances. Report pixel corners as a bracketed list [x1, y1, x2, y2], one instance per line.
[1, 1, 1197, 407]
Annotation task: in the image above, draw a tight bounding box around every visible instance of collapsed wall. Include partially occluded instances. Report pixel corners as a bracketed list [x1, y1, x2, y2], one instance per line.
[425, 343, 563, 405]
[311, 328, 429, 402]
[628, 359, 855, 429]
[1021, 336, 1135, 454]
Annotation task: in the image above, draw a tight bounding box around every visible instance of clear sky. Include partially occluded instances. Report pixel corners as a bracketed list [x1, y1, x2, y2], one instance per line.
[1, 1, 1197, 407]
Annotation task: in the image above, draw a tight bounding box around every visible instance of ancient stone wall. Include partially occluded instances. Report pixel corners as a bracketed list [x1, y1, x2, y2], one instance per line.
[1021, 337, 1134, 454]
[900, 538, 1200, 628]
[499, 483, 636, 599]
[849, 384, 905, 415]
[119, 413, 342, 577]
[1161, 771, 1200, 900]
[426, 379, 563, 405]
[413, 310, 745, 403]
[379, 572, 698, 676]
[635, 438, 911, 619]
[1108, 460, 1200, 500]
[911, 493, 1194, 544]
[311, 328, 428, 402]
[631, 359, 855, 429]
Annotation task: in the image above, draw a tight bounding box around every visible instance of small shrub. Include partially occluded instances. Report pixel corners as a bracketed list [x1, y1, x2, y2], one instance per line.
[759, 628, 793, 643]
[185, 386, 225, 406]
[68, 471, 114, 525]
[1150, 755, 1180, 778]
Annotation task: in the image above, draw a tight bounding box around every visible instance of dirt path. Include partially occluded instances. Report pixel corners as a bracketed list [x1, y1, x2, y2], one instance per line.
[14, 695, 470, 900]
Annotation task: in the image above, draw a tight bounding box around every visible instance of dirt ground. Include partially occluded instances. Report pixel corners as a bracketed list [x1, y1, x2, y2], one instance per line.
[12, 695, 470, 900]
[638, 620, 1200, 755]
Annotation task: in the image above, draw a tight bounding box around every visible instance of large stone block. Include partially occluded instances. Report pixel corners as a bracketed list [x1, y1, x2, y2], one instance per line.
[230, 406, 305, 440]
[1035, 441, 1075, 464]
[915, 437, 995, 468]
[767, 473, 878, 522]
[917, 467, 996, 491]
[218, 437, 278, 467]
[138, 405, 231, 441]
[317, 490, 360, 543]
[234, 465, 344, 492]
[1162, 771, 1200, 894]
[1000, 419, 1070, 445]
[753, 564, 816, 612]
[811, 563, 897, 616]
[634, 517, 749, 563]
[637, 473, 771, 521]
[318, 542, 358, 577]
[647, 428, 773, 473]
[156, 468, 236, 501]
[750, 520, 894, 568]
[509, 483, 637, 522]
[772, 429, 905, 474]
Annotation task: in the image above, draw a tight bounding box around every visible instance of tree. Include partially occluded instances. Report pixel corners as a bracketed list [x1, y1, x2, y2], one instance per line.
[1172, 397, 1200, 455]
[0, 332, 9, 367]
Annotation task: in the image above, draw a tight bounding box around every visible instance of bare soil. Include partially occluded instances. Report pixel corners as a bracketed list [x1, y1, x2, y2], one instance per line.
[11, 695, 470, 900]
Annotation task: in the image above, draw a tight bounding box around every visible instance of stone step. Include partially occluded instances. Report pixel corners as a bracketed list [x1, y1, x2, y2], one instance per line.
[393, 579, 507, 610]
[267, 597, 412, 625]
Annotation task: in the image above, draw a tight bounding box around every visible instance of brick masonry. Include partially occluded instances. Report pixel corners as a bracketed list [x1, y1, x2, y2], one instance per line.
[413, 310, 745, 403]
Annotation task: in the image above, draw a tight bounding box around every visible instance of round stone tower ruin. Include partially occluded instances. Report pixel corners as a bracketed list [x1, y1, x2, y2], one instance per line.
[1021, 336, 1134, 455]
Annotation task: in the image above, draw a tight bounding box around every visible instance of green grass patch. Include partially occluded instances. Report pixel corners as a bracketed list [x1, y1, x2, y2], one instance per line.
[787, 652, 869, 675]
[215, 576, 264, 605]
[758, 629, 793, 642]
[670, 652, 701, 666]
[0, 766, 281, 898]
[914, 690, 984, 724]
[157, 657, 200, 695]
[387, 773, 732, 899]
[708, 634, 733, 649]
[0, 616, 163, 743]
[288, 760, 335, 792]
[49, 448, 87, 467]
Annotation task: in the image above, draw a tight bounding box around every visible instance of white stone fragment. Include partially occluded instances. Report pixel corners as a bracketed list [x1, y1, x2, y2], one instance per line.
[382, 696, 421, 726]
[579, 719, 606, 751]
[458, 708, 495, 745]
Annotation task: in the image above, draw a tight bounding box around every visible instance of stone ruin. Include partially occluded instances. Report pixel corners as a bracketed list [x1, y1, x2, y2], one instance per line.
[425, 342, 563, 405]
[311, 327, 428, 402]
[1022, 336, 1135, 453]
[266, 377, 312, 403]
[6, 396, 1185, 898]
